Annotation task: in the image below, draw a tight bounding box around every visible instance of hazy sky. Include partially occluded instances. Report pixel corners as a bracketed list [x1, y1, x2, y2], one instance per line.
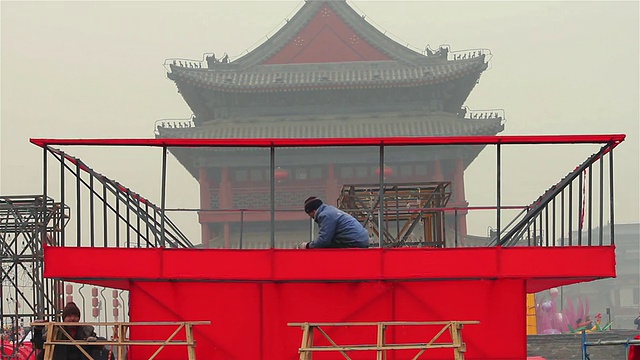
[1, 1, 639, 240]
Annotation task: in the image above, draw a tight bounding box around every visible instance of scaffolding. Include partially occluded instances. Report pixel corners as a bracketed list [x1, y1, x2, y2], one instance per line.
[32, 320, 210, 360]
[289, 321, 479, 360]
[338, 182, 452, 247]
[1, 195, 68, 356]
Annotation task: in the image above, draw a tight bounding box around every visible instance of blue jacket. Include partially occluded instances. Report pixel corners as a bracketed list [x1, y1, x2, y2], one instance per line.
[309, 204, 369, 248]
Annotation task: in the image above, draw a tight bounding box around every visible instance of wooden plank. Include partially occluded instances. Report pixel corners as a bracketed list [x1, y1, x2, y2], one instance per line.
[288, 321, 478, 327]
[44, 323, 55, 360]
[303, 344, 468, 351]
[450, 322, 463, 360]
[117, 325, 127, 360]
[376, 323, 385, 360]
[186, 323, 196, 360]
[33, 321, 210, 326]
[298, 323, 310, 360]
[44, 341, 192, 346]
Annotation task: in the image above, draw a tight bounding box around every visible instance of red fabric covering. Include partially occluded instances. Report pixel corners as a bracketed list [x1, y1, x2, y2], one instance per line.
[43, 245, 617, 359]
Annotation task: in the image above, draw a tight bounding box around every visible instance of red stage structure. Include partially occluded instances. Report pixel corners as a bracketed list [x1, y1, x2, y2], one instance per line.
[32, 135, 623, 359]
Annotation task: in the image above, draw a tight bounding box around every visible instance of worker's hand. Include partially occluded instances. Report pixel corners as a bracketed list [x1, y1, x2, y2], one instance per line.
[86, 336, 97, 342]
[296, 242, 309, 249]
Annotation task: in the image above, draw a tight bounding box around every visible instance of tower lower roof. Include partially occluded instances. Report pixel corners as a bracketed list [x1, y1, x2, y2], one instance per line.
[156, 112, 504, 139]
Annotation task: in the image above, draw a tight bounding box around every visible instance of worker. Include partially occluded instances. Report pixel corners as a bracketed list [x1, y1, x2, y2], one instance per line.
[298, 196, 369, 249]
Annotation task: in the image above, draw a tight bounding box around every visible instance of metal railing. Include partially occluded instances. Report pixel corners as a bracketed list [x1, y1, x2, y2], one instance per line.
[496, 143, 615, 247]
[30, 135, 624, 250]
[43, 147, 193, 249]
[581, 330, 640, 360]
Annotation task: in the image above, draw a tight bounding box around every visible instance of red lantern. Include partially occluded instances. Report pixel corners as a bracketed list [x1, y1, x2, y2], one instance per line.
[375, 166, 393, 177]
[274, 168, 289, 180]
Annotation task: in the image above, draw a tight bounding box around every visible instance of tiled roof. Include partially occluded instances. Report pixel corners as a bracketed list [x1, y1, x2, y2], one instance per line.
[156, 112, 504, 139]
[168, 57, 486, 92]
[228, 0, 436, 67]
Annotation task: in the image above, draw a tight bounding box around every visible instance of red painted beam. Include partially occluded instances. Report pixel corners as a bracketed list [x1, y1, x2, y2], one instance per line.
[30, 134, 626, 148]
[44, 246, 616, 291]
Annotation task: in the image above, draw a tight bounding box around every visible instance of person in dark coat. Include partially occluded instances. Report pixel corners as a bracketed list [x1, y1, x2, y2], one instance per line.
[298, 197, 370, 249]
[33, 302, 102, 360]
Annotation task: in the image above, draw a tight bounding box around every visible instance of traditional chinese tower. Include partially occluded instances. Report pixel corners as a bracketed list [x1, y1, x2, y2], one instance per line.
[157, 0, 504, 248]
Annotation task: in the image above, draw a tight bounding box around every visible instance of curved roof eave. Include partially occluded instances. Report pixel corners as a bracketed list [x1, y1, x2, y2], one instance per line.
[168, 57, 487, 93]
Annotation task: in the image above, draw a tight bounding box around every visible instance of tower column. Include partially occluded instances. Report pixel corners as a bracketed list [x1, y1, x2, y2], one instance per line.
[432, 160, 444, 181]
[326, 164, 339, 204]
[453, 159, 468, 240]
[199, 167, 211, 248]
[220, 167, 232, 248]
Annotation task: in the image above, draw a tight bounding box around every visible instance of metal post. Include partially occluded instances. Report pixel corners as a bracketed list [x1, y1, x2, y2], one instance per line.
[270, 146, 276, 248]
[599, 156, 604, 245]
[126, 190, 131, 248]
[608, 148, 614, 245]
[136, 191, 141, 247]
[239, 209, 244, 249]
[496, 143, 501, 245]
[89, 173, 95, 247]
[39, 147, 48, 318]
[544, 206, 549, 246]
[76, 162, 81, 247]
[103, 183, 108, 247]
[115, 194, 120, 247]
[454, 207, 458, 247]
[581, 330, 588, 360]
[568, 182, 573, 246]
[552, 198, 556, 246]
[146, 202, 151, 245]
[60, 155, 65, 246]
[587, 164, 593, 246]
[561, 190, 565, 246]
[160, 146, 168, 247]
[578, 172, 583, 245]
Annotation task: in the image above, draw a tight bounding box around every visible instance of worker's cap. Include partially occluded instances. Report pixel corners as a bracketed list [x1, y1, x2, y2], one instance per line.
[304, 197, 323, 214]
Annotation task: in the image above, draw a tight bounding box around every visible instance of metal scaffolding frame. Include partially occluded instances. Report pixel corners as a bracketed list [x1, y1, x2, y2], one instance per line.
[337, 182, 452, 247]
[1, 195, 68, 356]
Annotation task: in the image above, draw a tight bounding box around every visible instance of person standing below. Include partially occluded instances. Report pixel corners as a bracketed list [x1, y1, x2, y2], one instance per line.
[33, 302, 101, 360]
[634, 310, 640, 330]
[299, 196, 370, 249]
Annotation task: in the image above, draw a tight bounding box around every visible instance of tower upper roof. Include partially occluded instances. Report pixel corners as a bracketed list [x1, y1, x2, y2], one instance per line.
[167, 0, 489, 92]
[232, 0, 426, 67]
